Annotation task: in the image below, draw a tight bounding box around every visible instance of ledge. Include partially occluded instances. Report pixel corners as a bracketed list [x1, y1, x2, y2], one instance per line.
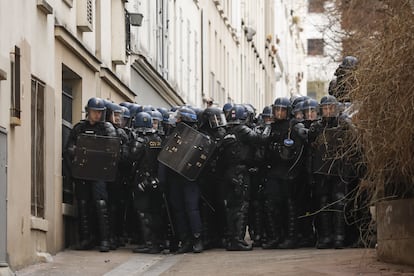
[132, 55, 185, 106]
[54, 25, 101, 72]
[30, 217, 49, 232]
[62, 203, 76, 217]
[37, 0, 53, 15]
[100, 67, 136, 101]
[0, 69, 6, 81]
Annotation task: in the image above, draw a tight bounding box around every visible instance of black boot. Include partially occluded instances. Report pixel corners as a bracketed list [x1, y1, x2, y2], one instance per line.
[227, 205, 252, 251]
[333, 210, 345, 249]
[262, 200, 280, 249]
[133, 212, 162, 254]
[96, 200, 110, 252]
[316, 197, 332, 249]
[76, 200, 94, 250]
[192, 233, 204, 253]
[177, 238, 193, 254]
[278, 198, 298, 249]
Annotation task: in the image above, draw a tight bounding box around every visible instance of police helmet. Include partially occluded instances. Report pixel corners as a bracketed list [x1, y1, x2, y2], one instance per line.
[134, 112, 153, 129]
[272, 97, 291, 120]
[339, 56, 358, 70]
[86, 97, 106, 111]
[176, 107, 197, 123]
[201, 107, 227, 129]
[227, 104, 247, 124]
[319, 95, 339, 118]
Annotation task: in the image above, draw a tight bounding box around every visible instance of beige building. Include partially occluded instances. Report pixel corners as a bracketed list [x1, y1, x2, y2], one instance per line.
[0, 0, 136, 271]
[0, 0, 308, 272]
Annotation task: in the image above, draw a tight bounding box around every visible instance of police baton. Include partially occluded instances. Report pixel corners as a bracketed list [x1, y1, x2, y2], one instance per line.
[162, 192, 175, 237]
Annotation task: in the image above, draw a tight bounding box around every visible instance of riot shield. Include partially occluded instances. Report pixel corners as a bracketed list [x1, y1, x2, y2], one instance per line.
[71, 134, 120, 182]
[158, 123, 216, 181]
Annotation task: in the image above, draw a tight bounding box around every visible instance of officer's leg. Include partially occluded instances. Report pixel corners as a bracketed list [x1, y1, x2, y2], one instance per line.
[314, 175, 333, 249]
[75, 180, 94, 250]
[262, 176, 281, 249]
[226, 172, 252, 251]
[332, 176, 347, 249]
[183, 180, 203, 253]
[169, 178, 192, 253]
[93, 180, 110, 252]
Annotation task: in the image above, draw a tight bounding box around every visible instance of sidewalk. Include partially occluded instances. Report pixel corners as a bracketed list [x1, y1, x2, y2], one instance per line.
[14, 247, 414, 276]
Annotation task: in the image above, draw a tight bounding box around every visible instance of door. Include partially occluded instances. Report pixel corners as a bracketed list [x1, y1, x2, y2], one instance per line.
[0, 128, 7, 266]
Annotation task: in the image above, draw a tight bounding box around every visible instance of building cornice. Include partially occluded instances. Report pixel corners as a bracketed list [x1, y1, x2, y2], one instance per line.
[132, 54, 185, 106]
[100, 67, 136, 101]
[54, 25, 101, 72]
[55, 25, 135, 101]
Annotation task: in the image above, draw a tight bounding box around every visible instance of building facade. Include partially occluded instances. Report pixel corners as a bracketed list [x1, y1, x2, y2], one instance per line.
[0, 0, 310, 271]
[0, 0, 135, 270]
[304, 0, 341, 100]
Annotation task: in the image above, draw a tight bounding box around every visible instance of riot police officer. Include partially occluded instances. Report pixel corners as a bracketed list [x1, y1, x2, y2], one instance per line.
[198, 107, 228, 249]
[263, 97, 307, 249]
[308, 95, 351, 249]
[221, 104, 268, 251]
[65, 97, 117, 252]
[248, 106, 273, 247]
[130, 112, 164, 254]
[167, 107, 204, 253]
[333, 56, 358, 102]
[105, 102, 131, 249]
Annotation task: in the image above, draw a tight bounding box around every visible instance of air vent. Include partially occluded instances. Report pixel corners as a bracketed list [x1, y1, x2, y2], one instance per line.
[77, 0, 93, 32]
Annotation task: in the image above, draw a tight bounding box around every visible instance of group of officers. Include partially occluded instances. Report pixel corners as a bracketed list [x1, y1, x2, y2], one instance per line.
[65, 56, 365, 254]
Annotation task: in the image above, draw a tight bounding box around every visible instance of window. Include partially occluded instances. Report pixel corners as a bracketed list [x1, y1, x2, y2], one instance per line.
[307, 39, 324, 56]
[308, 0, 325, 13]
[10, 46, 21, 121]
[62, 65, 81, 205]
[31, 77, 45, 218]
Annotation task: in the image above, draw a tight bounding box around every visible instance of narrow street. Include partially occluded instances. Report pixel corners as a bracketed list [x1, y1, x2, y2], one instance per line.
[15, 247, 414, 276]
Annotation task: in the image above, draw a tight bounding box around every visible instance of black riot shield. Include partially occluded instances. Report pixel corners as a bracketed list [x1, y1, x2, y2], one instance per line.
[158, 123, 216, 181]
[71, 134, 120, 182]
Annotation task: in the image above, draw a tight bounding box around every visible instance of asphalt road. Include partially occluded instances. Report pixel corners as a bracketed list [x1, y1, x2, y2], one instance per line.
[14, 247, 414, 276]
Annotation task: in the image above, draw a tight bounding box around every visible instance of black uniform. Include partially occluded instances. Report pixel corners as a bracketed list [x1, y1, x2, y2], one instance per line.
[129, 128, 163, 253]
[263, 118, 307, 249]
[308, 115, 352, 249]
[221, 123, 265, 251]
[65, 119, 116, 252]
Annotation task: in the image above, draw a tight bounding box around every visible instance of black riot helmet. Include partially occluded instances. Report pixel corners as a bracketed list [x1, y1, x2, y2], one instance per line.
[134, 111, 153, 132]
[105, 101, 125, 127]
[201, 107, 227, 129]
[339, 56, 358, 70]
[302, 99, 319, 121]
[319, 95, 339, 118]
[227, 104, 247, 125]
[335, 56, 358, 77]
[272, 97, 291, 120]
[176, 106, 197, 124]
[262, 106, 272, 118]
[222, 102, 233, 119]
[85, 97, 106, 123]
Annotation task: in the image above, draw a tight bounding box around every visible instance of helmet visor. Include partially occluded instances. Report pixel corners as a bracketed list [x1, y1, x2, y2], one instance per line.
[320, 103, 338, 118]
[208, 113, 227, 128]
[87, 108, 106, 123]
